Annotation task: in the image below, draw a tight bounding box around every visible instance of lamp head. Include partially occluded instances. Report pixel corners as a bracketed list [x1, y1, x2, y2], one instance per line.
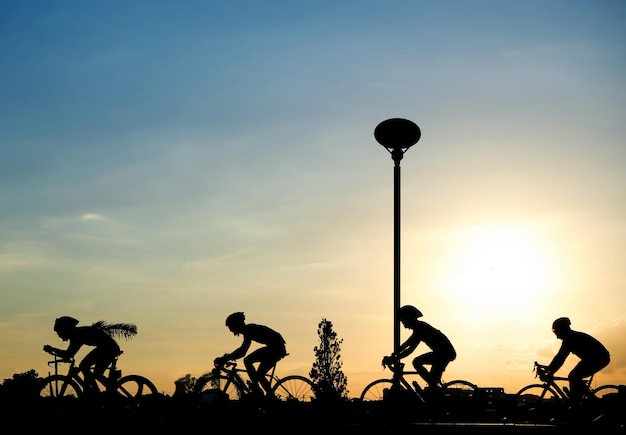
[374, 118, 421, 154]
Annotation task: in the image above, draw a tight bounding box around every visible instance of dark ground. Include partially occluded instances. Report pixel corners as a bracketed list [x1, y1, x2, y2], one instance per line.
[2, 391, 624, 434]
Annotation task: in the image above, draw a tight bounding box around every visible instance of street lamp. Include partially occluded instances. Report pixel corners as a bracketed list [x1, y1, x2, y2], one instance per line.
[374, 118, 421, 357]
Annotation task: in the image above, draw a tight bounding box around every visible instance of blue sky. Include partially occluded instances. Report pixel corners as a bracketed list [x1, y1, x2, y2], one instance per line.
[2, 1, 625, 396]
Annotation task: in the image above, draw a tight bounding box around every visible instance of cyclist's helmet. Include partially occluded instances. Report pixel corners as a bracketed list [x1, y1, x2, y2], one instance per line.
[54, 316, 79, 337]
[225, 312, 245, 328]
[552, 317, 571, 334]
[398, 305, 423, 322]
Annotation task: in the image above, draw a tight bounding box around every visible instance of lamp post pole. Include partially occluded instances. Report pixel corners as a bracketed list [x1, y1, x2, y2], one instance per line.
[374, 118, 421, 357]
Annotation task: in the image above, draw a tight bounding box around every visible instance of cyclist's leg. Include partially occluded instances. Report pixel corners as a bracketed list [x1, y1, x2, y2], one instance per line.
[79, 351, 100, 394]
[244, 349, 266, 396]
[429, 359, 451, 389]
[570, 359, 608, 400]
[256, 359, 277, 397]
[246, 347, 285, 398]
[412, 352, 437, 388]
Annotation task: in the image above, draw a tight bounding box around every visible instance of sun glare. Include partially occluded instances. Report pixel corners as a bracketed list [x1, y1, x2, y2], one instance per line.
[443, 226, 551, 315]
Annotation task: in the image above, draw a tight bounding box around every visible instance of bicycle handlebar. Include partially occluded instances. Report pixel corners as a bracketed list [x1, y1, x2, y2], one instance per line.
[381, 355, 405, 372]
[533, 361, 552, 382]
[213, 358, 237, 369]
[43, 346, 74, 364]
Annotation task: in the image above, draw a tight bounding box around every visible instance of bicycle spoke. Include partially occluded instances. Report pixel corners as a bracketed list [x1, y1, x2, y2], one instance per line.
[360, 379, 395, 401]
[511, 384, 563, 424]
[39, 375, 81, 399]
[196, 373, 243, 401]
[272, 375, 315, 402]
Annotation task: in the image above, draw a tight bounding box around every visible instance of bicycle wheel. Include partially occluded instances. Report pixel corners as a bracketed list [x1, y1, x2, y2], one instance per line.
[117, 375, 159, 399]
[593, 384, 621, 399]
[360, 379, 396, 401]
[39, 375, 82, 399]
[512, 384, 564, 424]
[272, 375, 315, 402]
[195, 373, 244, 401]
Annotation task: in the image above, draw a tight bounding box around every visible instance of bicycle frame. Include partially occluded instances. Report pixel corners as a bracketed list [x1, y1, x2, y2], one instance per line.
[511, 361, 607, 424]
[360, 358, 476, 403]
[195, 359, 316, 402]
[202, 360, 280, 398]
[531, 361, 595, 400]
[45, 355, 121, 395]
[48, 355, 121, 396]
[388, 362, 430, 401]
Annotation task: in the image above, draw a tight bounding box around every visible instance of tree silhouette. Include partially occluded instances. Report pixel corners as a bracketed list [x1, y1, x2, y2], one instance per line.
[309, 318, 349, 401]
[0, 369, 41, 405]
[173, 373, 197, 398]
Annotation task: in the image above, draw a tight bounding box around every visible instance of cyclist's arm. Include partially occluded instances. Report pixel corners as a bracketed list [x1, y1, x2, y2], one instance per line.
[396, 335, 420, 359]
[547, 344, 569, 374]
[43, 345, 72, 360]
[223, 335, 252, 361]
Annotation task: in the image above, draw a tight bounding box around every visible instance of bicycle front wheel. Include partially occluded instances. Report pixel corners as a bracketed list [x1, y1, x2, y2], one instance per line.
[39, 375, 82, 399]
[512, 384, 563, 424]
[272, 375, 315, 402]
[195, 373, 244, 401]
[117, 375, 159, 399]
[360, 379, 396, 401]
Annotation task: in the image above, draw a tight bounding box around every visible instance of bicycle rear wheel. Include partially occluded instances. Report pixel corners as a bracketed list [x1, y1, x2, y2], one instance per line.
[512, 384, 564, 424]
[117, 375, 159, 399]
[593, 384, 620, 399]
[195, 373, 244, 401]
[272, 375, 315, 402]
[39, 375, 82, 399]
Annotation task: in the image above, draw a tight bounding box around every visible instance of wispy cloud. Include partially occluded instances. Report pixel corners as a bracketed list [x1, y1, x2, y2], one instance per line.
[0, 254, 30, 271]
[80, 213, 105, 221]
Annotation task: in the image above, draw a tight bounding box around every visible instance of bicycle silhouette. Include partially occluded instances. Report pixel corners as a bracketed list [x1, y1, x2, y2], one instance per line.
[511, 361, 620, 423]
[39, 347, 159, 401]
[360, 355, 477, 403]
[194, 358, 315, 402]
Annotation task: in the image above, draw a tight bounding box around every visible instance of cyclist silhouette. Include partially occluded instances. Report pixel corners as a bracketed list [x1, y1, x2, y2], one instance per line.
[383, 305, 457, 391]
[214, 312, 287, 398]
[43, 316, 136, 394]
[544, 317, 610, 401]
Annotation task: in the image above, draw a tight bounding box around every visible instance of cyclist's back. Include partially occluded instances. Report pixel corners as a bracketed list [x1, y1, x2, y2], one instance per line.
[551, 329, 610, 366]
[240, 323, 286, 350]
[406, 321, 456, 359]
[69, 326, 121, 352]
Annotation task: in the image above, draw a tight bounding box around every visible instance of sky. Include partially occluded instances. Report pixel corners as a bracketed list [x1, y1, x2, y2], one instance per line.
[1, 1, 625, 398]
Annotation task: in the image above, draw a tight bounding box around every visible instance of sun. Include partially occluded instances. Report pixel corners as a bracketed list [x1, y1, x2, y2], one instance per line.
[442, 225, 552, 314]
